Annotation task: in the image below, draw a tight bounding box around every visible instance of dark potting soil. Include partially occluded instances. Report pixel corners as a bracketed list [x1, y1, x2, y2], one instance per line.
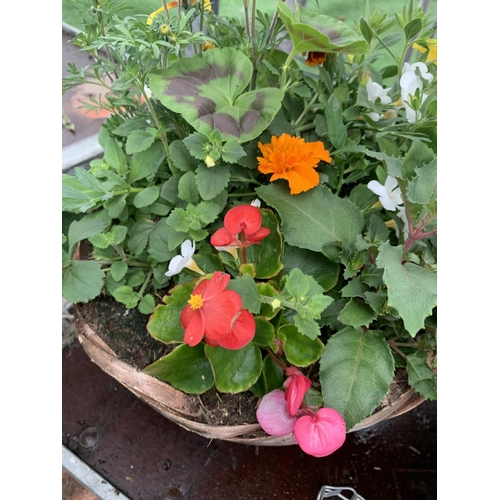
[77, 292, 412, 428]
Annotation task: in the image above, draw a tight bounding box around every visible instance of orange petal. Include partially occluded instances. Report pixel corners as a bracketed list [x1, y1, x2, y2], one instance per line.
[285, 165, 320, 194]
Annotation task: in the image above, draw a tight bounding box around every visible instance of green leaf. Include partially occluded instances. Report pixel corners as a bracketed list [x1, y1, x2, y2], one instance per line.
[148, 280, 197, 344]
[67, 214, 109, 258]
[195, 164, 231, 201]
[138, 294, 156, 314]
[245, 209, 284, 279]
[226, 275, 262, 314]
[404, 18, 423, 42]
[149, 47, 284, 143]
[62, 261, 105, 303]
[221, 141, 246, 163]
[250, 354, 284, 398]
[112, 285, 140, 309]
[125, 129, 156, 155]
[324, 94, 347, 149]
[98, 127, 127, 175]
[205, 342, 262, 393]
[170, 139, 199, 172]
[282, 245, 339, 292]
[406, 350, 437, 400]
[128, 219, 156, 255]
[256, 184, 365, 250]
[177, 171, 200, 204]
[278, 324, 324, 367]
[406, 158, 437, 206]
[376, 242, 437, 336]
[338, 297, 376, 328]
[148, 221, 174, 263]
[134, 186, 160, 208]
[182, 132, 208, 161]
[277, 3, 368, 55]
[143, 343, 214, 394]
[320, 328, 395, 429]
[253, 317, 275, 346]
[110, 261, 128, 281]
[284, 268, 310, 299]
[293, 315, 321, 339]
[402, 139, 435, 179]
[128, 142, 166, 184]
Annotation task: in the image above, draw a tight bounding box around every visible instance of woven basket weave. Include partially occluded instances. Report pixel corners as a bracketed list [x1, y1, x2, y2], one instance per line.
[74, 305, 425, 446]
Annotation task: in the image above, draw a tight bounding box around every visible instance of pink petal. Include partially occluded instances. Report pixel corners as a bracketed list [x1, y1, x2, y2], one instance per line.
[284, 372, 312, 416]
[294, 408, 346, 458]
[256, 389, 297, 437]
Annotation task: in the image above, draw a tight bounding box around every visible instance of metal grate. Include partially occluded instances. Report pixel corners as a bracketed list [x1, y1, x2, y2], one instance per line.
[316, 485, 367, 500]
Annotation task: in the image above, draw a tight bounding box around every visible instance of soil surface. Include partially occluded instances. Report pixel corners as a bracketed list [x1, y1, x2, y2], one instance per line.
[77, 292, 411, 428]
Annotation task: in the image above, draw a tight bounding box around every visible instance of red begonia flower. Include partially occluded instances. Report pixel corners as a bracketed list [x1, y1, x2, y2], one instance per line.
[180, 271, 255, 350]
[210, 204, 270, 248]
[294, 407, 347, 458]
[283, 366, 312, 416]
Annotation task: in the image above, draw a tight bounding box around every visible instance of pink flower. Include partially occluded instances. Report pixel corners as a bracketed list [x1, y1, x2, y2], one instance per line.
[180, 271, 255, 349]
[256, 389, 297, 437]
[294, 408, 347, 458]
[283, 366, 312, 416]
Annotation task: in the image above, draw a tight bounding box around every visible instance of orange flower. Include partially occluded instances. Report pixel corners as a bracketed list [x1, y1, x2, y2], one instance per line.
[303, 51, 327, 67]
[257, 134, 331, 195]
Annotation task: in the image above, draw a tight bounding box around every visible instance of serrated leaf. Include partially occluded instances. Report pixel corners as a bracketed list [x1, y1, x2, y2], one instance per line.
[205, 342, 262, 393]
[182, 132, 208, 161]
[138, 294, 156, 314]
[170, 139, 199, 172]
[148, 221, 174, 262]
[221, 141, 246, 163]
[143, 343, 214, 394]
[320, 328, 395, 429]
[406, 158, 437, 206]
[62, 261, 105, 303]
[324, 94, 347, 149]
[402, 139, 435, 179]
[293, 315, 321, 339]
[67, 214, 109, 258]
[128, 142, 166, 184]
[147, 280, 197, 344]
[226, 275, 262, 314]
[112, 285, 140, 309]
[195, 164, 230, 201]
[256, 183, 364, 250]
[126, 129, 156, 154]
[278, 324, 324, 367]
[110, 261, 128, 281]
[337, 297, 376, 328]
[376, 242, 437, 336]
[177, 171, 200, 204]
[406, 350, 437, 399]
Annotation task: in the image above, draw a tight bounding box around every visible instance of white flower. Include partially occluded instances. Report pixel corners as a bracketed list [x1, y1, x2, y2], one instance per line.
[367, 176, 403, 211]
[366, 78, 391, 105]
[365, 111, 381, 122]
[396, 205, 409, 239]
[250, 199, 261, 208]
[400, 62, 433, 123]
[165, 240, 203, 277]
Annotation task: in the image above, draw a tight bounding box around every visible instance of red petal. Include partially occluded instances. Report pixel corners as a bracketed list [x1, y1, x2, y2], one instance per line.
[216, 308, 256, 350]
[201, 271, 231, 301]
[182, 309, 205, 347]
[294, 408, 346, 457]
[246, 227, 271, 244]
[224, 205, 262, 235]
[202, 289, 242, 341]
[210, 228, 238, 247]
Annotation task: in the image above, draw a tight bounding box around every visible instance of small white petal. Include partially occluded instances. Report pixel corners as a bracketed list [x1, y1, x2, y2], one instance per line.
[367, 180, 387, 197]
[366, 112, 381, 122]
[384, 176, 398, 191]
[250, 199, 261, 208]
[165, 255, 185, 277]
[180, 239, 195, 258]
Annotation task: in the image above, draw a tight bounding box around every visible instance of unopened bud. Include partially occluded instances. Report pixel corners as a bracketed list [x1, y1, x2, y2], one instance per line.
[358, 70, 371, 86]
[271, 298, 281, 310]
[159, 24, 171, 36]
[205, 155, 215, 167]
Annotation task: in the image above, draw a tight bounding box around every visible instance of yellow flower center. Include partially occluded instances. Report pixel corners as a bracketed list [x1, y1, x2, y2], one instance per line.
[188, 294, 204, 310]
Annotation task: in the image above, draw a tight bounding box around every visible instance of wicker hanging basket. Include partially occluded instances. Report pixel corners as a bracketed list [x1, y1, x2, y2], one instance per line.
[74, 304, 425, 446]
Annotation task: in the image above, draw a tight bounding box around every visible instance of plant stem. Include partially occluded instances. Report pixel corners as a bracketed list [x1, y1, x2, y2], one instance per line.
[138, 270, 153, 297]
[242, 0, 251, 38]
[293, 89, 321, 133]
[161, 0, 171, 20]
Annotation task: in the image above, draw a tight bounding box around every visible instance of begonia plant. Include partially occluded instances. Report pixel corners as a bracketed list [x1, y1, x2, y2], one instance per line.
[62, 0, 437, 457]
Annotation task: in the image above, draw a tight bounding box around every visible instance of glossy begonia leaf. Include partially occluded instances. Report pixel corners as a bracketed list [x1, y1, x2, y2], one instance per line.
[376, 242, 437, 337]
[253, 317, 275, 346]
[282, 245, 339, 292]
[148, 47, 284, 143]
[257, 184, 365, 250]
[245, 209, 284, 279]
[250, 354, 284, 398]
[320, 328, 395, 430]
[142, 343, 214, 394]
[147, 280, 197, 344]
[278, 324, 324, 367]
[205, 342, 262, 393]
[277, 3, 368, 56]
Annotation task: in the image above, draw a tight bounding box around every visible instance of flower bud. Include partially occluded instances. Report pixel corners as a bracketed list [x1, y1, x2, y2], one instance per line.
[205, 155, 215, 167]
[358, 70, 371, 86]
[159, 24, 171, 36]
[271, 298, 281, 310]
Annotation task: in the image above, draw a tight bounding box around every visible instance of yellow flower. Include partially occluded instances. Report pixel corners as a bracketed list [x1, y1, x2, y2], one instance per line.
[413, 39, 437, 65]
[202, 41, 216, 51]
[257, 134, 331, 195]
[191, 0, 212, 12]
[147, 2, 178, 26]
